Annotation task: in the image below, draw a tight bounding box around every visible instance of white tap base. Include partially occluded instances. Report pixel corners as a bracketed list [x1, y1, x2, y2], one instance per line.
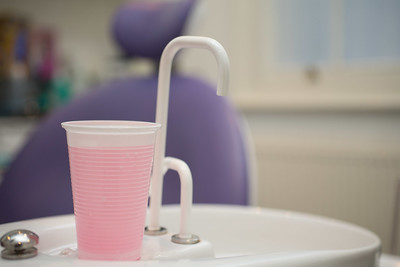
[141, 235, 214, 260]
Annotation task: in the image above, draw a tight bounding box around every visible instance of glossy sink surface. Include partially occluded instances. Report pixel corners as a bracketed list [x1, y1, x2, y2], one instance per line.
[0, 205, 380, 267]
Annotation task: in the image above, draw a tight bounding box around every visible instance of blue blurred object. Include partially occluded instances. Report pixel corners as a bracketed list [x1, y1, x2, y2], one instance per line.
[0, 0, 250, 223]
[112, 0, 196, 59]
[344, 0, 400, 61]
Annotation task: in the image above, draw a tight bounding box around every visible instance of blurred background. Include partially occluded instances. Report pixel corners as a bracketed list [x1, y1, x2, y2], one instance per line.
[0, 0, 400, 256]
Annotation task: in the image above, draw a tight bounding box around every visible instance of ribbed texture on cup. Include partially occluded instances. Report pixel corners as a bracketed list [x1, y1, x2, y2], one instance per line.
[68, 145, 154, 261]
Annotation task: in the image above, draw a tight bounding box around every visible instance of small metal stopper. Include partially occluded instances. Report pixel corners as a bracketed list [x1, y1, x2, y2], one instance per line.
[144, 226, 168, 236]
[1, 229, 39, 260]
[171, 233, 200, 245]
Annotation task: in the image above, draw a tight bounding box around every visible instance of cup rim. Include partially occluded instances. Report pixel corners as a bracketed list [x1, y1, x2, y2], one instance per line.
[61, 120, 161, 134]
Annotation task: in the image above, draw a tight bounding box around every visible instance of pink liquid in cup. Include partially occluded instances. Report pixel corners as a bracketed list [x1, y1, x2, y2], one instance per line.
[68, 145, 154, 261]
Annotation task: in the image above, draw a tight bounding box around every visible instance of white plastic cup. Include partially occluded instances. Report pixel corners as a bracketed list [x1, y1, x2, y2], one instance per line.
[62, 120, 160, 261]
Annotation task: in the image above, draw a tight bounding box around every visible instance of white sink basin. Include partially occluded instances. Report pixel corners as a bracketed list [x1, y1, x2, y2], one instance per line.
[0, 205, 380, 266]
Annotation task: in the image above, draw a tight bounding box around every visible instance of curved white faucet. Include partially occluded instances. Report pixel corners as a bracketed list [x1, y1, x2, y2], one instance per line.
[147, 36, 230, 232]
[163, 157, 197, 243]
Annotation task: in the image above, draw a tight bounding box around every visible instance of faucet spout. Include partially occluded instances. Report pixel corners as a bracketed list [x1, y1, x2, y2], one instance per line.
[147, 36, 230, 231]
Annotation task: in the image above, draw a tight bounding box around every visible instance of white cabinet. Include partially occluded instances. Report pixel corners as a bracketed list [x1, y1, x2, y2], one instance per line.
[240, 107, 400, 254]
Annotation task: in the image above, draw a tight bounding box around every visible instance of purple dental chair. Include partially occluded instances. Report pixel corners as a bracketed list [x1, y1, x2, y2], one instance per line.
[0, 0, 249, 224]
